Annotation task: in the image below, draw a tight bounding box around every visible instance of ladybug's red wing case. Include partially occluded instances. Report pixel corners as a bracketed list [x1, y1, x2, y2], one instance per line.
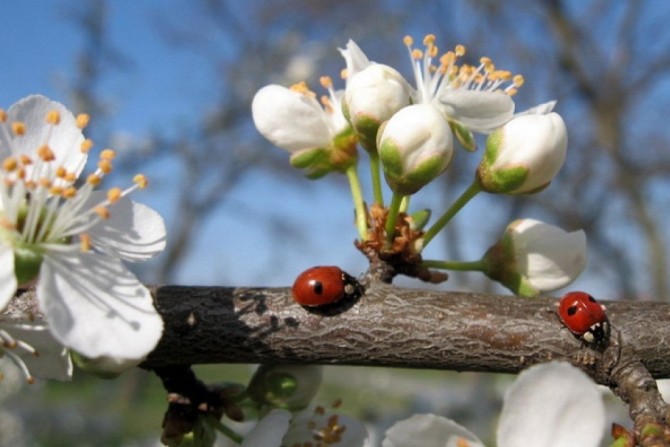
[557, 291, 609, 344]
[292, 266, 359, 307]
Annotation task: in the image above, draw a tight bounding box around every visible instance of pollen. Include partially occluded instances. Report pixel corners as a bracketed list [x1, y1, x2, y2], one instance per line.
[56, 166, 67, 178]
[49, 185, 63, 196]
[76, 113, 90, 129]
[403, 35, 413, 46]
[11, 121, 26, 136]
[100, 148, 116, 160]
[94, 206, 110, 220]
[46, 110, 61, 125]
[133, 174, 148, 189]
[37, 145, 55, 162]
[62, 186, 77, 199]
[107, 187, 122, 203]
[80, 139, 94, 153]
[319, 76, 333, 89]
[98, 159, 113, 174]
[19, 154, 32, 165]
[0, 109, 6, 122]
[2, 157, 18, 172]
[87, 173, 102, 186]
[290, 81, 316, 98]
[454, 44, 466, 56]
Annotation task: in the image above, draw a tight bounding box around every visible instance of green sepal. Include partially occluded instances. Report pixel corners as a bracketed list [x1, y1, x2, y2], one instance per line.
[351, 113, 381, 153]
[409, 209, 431, 231]
[71, 352, 123, 380]
[289, 147, 329, 169]
[14, 245, 43, 286]
[482, 236, 539, 297]
[449, 120, 476, 152]
[477, 129, 529, 193]
[379, 140, 445, 195]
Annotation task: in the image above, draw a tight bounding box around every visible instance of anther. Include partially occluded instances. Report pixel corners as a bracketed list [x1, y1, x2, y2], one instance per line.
[100, 148, 116, 160]
[107, 187, 122, 203]
[289, 81, 316, 98]
[87, 173, 102, 186]
[37, 145, 55, 162]
[2, 157, 18, 172]
[56, 166, 67, 178]
[80, 139, 94, 153]
[133, 174, 148, 189]
[62, 186, 77, 199]
[19, 154, 32, 165]
[454, 44, 466, 56]
[403, 35, 414, 46]
[94, 206, 110, 220]
[80, 233, 92, 252]
[0, 109, 6, 122]
[46, 110, 61, 125]
[98, 159, 113, 174]
[319, 76, 333, 89]
[76, 113, 90, 129]
[11, 121, 26, 136]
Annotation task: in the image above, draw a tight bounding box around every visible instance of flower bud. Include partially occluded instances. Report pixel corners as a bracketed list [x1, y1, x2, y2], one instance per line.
[483, 218, 586, 296]
[476, 112, 567, 194]
[252, 84, 356, 178]
[378, 104, 454, 195]
[247, 365, 323, 411]
[343, 63, 412, 151]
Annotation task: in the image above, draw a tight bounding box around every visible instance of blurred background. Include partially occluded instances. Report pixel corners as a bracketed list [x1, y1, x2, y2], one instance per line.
[1, 0, 669, 445]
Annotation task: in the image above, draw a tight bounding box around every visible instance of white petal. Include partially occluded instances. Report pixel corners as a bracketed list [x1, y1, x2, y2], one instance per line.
[37, 250, 163, 359]
[241, 409, 291, 447]
[515, 100, 557, 116]
[86, 192, 167, 262]
[338, 39, 371, 78]
[0, 244, 17, 310]
[440, 90, 515, 132]
[497, 362, 605, 447]
[6, 95, 87, 180]
[252, 85, 332, 152]
[0, 317, 72, 381]
[382, 414, 484, 447]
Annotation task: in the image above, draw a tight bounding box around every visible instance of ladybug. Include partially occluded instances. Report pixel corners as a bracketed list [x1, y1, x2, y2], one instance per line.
[292, 266, 360, 307]
[557, 291, 610, 344]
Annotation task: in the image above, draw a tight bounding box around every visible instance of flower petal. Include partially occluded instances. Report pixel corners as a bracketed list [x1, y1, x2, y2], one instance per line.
[252, 85, 332, 152]
[37, 250, 163, 359]
[497, 361, 605, 447]
[440, 90, 514, 133]
[338, 39, 371, 78]
[382, 414, 485, 447]
[0, 317, 72, 381]
[0, 244, 17, 310]
[241, 409, 292, 447]
[86, 192, 167, 262]
[6, 95, 87, 181]
[285, 410, 368, 447]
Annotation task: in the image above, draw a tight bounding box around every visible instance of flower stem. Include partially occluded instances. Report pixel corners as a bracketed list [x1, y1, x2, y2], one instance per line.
[207, 415, 244, 444]
[422, 259, 487, 272]
[421, 180, 482, 248]
[346, 165, 369, 241]
[369, 151, 384, 205]
[384, 192, 405, 248]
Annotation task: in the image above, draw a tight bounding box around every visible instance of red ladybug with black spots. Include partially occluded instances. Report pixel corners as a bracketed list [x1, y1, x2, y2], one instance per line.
[557, 291, 610, 344]
[292, 266, 360, 307]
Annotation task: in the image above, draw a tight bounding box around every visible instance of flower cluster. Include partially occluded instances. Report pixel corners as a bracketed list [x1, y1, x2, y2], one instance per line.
[0, 95, 166, 382]
[253, 34, 585, 295]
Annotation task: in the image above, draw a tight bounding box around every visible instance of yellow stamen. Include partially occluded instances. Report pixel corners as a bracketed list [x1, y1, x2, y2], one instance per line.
[107, 187, 122, 203]
[319, 76, 333, 89]
[513, 74, 525, 87]
[454, 44, 466, 56]
[320, 95, 333, 113]
[2, 157, 17, 172]
[100, 148, 116, 160]
[133, 174, 148, 189]
[87, 173, 102, 186]
[94, 207, 110, 219]
[19, 154, 32, 165]
[411, 48, 423, 60]
[80, 233, 92, 252]
[39, 178, 51, 189]
[289, 81, 315, 98]
[62, 186, 77, 199]
[56, 166, 67, 178]
[64, 172, 77, 183]
[98, 159, 113, 174]
[80, 139, 94, 153]
[403, 35, 413, 46]
[0, 217, 16, 230]
[76, 113, 90, 129]
[340, 68, 348, 80]
[37, 145, 55, 162]
[423, 34, 436, 46]
[46, 110, 61, 125]
[11, 122, 26, 136]
[49, 186, 63, 196]
[0, 109, 6, 122]
[456, 438, 471, 447]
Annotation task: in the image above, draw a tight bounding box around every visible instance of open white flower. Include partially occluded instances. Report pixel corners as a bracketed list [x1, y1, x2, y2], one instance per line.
[0, 95, 166, 368]
[382, 362, 605, 447]
[0, 314, 72, 383]
[483, 218, 586, 296]
[404, 34, 523, 133]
